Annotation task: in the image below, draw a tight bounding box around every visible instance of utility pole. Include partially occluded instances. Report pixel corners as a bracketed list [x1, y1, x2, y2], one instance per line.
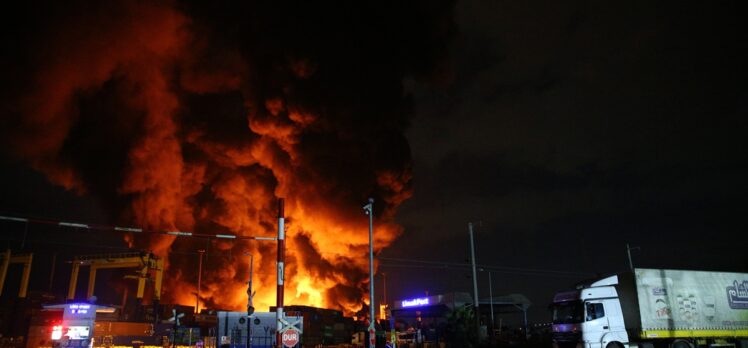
[364, 198, 376, 348]
[197, 249, 205, 314]
[48, 252, 57, 292]
[382, 272, 387, 308]
[246, 252, 255, 348]
[468, 223, 480, 336]
[488, 271, 495, 333]
[276, 199, 285, 348]
[626, 243, 640, 271]
[21, 222, 28, 250]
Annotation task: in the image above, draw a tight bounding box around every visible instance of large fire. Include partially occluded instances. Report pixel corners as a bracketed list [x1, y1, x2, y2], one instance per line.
[1, 1, 454, 315]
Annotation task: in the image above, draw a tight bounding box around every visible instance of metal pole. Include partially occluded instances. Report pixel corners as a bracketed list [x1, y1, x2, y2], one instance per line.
[48, 252, 57, 292]
[197, 249, 205, 314]
[382, 272, 387, 309]
[0, 250, 10, 297]
[246, 253, 254, 348]
[21, 222, 28, 249]
[468, 223, 480, 335]
[626, 243, 634, 271]
[488, 271, 494, 332]
[276, 199, 285, 348]
[364, 198, 376, 348]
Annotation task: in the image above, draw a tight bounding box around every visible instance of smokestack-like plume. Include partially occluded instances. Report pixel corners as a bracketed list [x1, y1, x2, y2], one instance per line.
[0, 0, 455, 313]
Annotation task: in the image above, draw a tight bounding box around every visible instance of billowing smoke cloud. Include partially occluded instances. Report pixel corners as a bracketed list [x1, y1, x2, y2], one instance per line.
[0, 0, 455, 314]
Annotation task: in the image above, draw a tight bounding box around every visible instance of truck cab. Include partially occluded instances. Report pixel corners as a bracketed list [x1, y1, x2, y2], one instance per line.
[552, 275, 629, 348]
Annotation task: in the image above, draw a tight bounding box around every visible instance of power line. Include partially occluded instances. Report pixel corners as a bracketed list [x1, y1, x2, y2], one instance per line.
[377, 256, 593, 278]
[3, 236, 214, 256]
[378, 256, 467, 268]
[0, 214, 276, 241]
[378, 263, 591, 278]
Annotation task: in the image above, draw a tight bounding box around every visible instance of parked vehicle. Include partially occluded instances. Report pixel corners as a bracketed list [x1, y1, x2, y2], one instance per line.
[550, 268, 748, 348]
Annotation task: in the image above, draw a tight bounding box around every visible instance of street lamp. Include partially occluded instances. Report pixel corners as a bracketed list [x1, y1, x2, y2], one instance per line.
[363, 198, 375, 348]
[468, 223, 480, 336]
[245, 252, 255, 348]
[381, 272, 387, 310]
[626, 243, 640, 271]
[196, 249, 205, 314]
[479, 268, 495, 333]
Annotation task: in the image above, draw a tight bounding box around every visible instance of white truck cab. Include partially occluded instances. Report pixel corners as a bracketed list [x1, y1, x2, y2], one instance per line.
[552, 275, 630, 348]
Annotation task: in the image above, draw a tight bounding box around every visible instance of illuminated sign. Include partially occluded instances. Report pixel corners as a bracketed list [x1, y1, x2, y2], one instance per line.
[69, 304, 90, 314]
[66, 326, 90, 339]
[401, 297, 429, 308]
[68, 303, 91, 315]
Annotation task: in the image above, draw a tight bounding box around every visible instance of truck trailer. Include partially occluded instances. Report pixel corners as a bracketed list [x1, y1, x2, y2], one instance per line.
[551, 268, 748, 348]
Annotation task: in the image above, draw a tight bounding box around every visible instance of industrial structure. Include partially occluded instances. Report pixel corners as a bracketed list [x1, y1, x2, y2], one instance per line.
[0, 202, 544, 348]
[389, 292, 532, 345]
[66, 252, 164, 304]
[0, 249, 33, 298]
[0, 242, 539, 348]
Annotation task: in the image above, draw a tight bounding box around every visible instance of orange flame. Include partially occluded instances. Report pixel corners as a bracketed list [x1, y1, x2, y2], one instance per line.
[5, 1, 422, 316]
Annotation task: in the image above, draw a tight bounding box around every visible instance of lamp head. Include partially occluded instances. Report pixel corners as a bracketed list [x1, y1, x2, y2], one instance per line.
[363, 198, 374, 214]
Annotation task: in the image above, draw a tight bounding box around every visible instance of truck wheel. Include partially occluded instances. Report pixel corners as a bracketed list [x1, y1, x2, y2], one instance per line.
[671, 339, 693, 348]
[607, 342, 624, 348]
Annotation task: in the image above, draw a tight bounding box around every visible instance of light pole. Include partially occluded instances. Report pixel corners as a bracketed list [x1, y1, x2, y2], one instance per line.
[197, 249, 205, 314]
[49, 252, 57, 292]
[382, 272, 387, 310]
[276, 199, 285, 348]
[626, 243, 640, 271]
[245, 252, 255, 348]
[468, 223, 480, 336]
[363, 198, 376, 348]
[488, 270, 495, 332]
[478, 268, 496, 338]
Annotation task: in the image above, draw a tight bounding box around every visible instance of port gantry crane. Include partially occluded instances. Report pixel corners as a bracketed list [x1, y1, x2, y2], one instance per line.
[67, 251, 164, 305]
[0, 249, 33, 298]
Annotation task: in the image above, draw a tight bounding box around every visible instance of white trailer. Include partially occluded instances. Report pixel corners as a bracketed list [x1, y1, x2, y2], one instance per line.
[550, 269, 748, 348]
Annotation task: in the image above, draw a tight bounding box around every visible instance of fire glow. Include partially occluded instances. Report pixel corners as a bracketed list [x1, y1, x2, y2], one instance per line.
[5, 1, 453, 316]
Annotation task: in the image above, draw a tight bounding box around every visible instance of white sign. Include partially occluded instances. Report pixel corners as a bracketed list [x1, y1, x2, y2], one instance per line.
[278, 317, 303, 333]
[66, 326, 90, 339]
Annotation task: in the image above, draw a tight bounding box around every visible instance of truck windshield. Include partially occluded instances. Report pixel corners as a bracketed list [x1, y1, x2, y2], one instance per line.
[552, 301, 584, 324]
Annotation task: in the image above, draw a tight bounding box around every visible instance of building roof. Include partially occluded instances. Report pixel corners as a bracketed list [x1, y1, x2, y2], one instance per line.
[42, 303, 117, 313]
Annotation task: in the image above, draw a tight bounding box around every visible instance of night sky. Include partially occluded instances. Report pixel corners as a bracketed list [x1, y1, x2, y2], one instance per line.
[1, 1, 747, 324]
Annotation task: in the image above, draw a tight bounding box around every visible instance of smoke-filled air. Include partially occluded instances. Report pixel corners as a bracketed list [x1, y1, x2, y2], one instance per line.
[0, 1, 455, 315]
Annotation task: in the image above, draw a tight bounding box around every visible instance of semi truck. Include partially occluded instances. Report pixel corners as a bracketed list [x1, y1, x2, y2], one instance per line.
[551, 268, 748, 348]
